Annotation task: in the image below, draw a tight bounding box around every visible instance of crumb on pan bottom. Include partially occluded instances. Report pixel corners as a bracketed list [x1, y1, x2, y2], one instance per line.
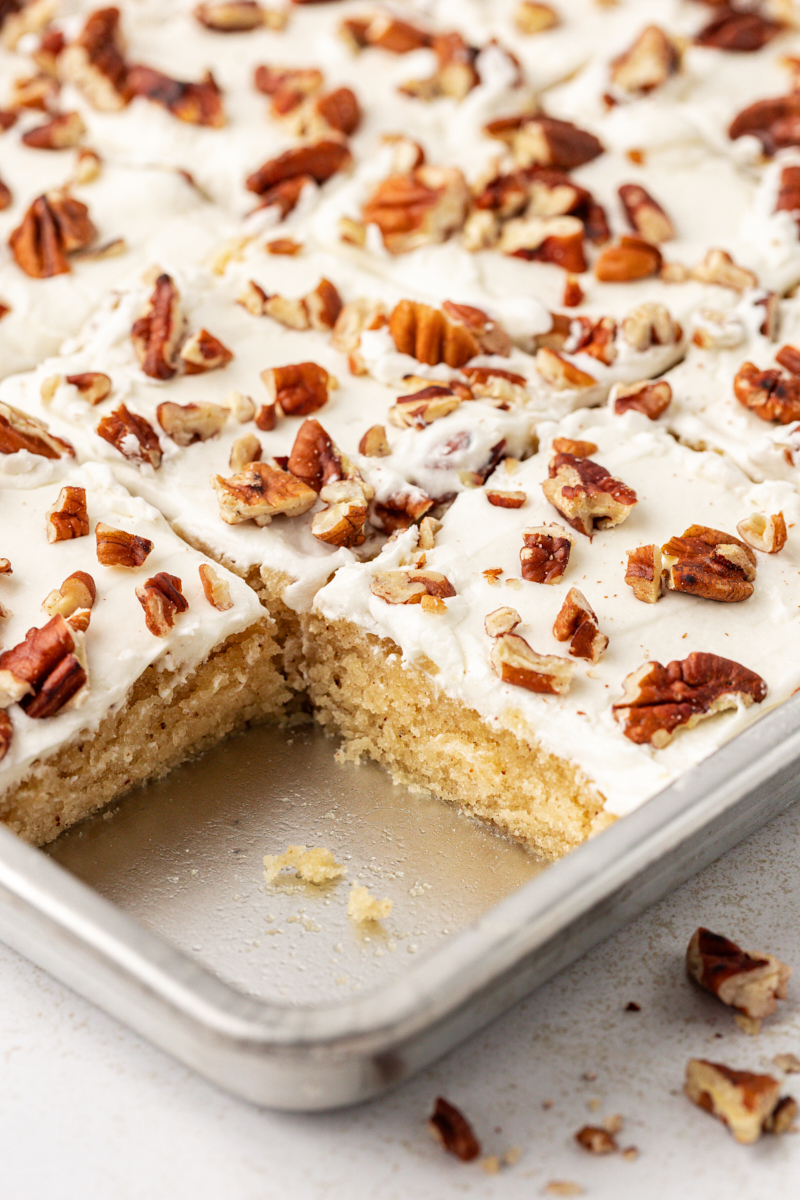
[1, 618, 288, 847]
[302, 615, 610, 861]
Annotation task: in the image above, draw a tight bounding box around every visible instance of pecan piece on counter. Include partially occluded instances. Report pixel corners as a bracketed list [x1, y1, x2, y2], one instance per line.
[361, 164, 469, 254]
[610, 25, 680, 95]
[737, 511, 787, 554]
[130, 273, 185, 380]
[695, 8, 783, 52]
[22, 111, 86, 150]
[692, 248, 757, 293]
[514, 1, 560, 35]
[261, 362, 330, 418]
[42, 570, 96, 620]
[490, 631, 575, 694]
[484, 606, 521, 637]
[611, 379, 672, 419]
[662, 525, 757, 602]
[194, 0, 268, 31]
[618, 183, 674, 243]
[95, 522, 153, 567]
[9, 190, 97, 278]
[535, 348, 597, 391]
[429, 1097, 481, 1162]
[553, 588, 608, 662]
[96, 405, 162, 468]
[212, 460, 317, 525]
[179, 328, 233, 374]
[126, 65, 225, 127]
[575, 1126, 617, 1155]
[543, 453, 637, 536]
[311, 477, 373, 548]
[685, 1060, 796, 1144]
[734, 361, 800, 423]
[0, 615, 86, 717]
[370, 568, 456, 605]
[484, 114, 603, 171]
[388, 384, 462, 430]
[613, 651, 767, 748]
[46, 486, 89, 542]
[156, 401, 228, 446]
[595, 235, 662, 283]
[625, 544, 663, 604]
[0, 400, 74, 459]
[59, 7, 129, 112]
[198, 563, 233, 611]
[136, 572, 188, 636]
[687, 928, 791, 1021]
[246, 140, 352, 199]
[520, 524, 574, 584]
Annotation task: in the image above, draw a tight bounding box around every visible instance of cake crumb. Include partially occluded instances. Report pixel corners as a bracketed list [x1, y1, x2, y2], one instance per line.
[774, 1053, 800, 1073]
[735, 1013, 762, 1036]
[348, 884, 393, 924]
[263, 844, 345, 885]
[544, 1182, 584, 1197]
[621, 1145, 640, 1161]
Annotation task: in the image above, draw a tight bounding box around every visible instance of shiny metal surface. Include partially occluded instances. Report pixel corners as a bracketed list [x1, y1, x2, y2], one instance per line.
[0, 699, 797, 1111]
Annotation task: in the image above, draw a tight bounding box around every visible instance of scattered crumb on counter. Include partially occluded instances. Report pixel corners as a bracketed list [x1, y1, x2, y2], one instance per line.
[734, 1013, 762, 1036]
[544, 1182, 584, 1197]
[263, 845, 345, 885]
[348, 884, 392, 924]
[774, 1053, 800, 1074]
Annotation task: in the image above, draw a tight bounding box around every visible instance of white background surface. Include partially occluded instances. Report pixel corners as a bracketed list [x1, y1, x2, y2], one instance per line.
[2, 803, 800, 1199]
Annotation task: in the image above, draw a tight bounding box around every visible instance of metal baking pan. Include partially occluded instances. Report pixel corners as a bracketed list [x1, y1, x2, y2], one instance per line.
[0, 693, 798, 1112]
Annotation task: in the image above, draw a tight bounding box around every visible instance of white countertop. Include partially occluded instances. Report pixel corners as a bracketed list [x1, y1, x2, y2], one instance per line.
[2, 801, 800, 1200]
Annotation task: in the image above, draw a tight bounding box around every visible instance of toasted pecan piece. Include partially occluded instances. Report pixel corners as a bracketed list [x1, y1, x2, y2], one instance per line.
[687, 928, 791, 1021]
[734, 361, 800, 423]
[65, 372, 112, 405]
[136, 572, 188, 636]
[157, 401, 228, 446]
[179, 328, 233, 374]
[9, 190, 97, 278]
[498, 213, 586, 272]
[612, 379, 672, 419]
[662, 525, 757, 602]
[261, 362, 330, 418]
[0, 400, 74, 459]
[370, 568, 456, 605]
[695, 7, 782, 52]
[618, 183, 674, 243]
[621, 301, 681, 351]
[543, 453, 637, 536]
[95, 522, 153, 567]
[400, 30, 481, 103]
[552, 588, 607, 662]
[484, 606, 521, 637]
[737, 512, 787, 554]
[520, 524, 574, 584]
[610, 25, 680, 95]
[246, 140, 352, 196]
[42, 571, 96, 621]
[198, 563, 233, 611]
[96, 405, 162, 469]
[514, 1, 560, 35]
[490, 631, 574, 694]
[46, 486, 89, 543]
[0, 615, 86, 717]
[575, 1126, 617, 1155]
[388, 384, 462, 429]
[625, 544, 663, 604]
[131, 273, 185, 380]
[212, 460, 317, 525]
[484, 113, 603, 171]
[22, 111, 86, 150]
[195, 0, 267, 31]
[311, 477, 372, 548]
[358, 425, 390, 457]
[429, 1097, 481, 1162]
[287, 418, 344, 492]
[535, 348, 597, 391]
[60, 7, 129, 112]
[685, 1060, 795, 1144]
[692, 247, 757, 293]
[595, 235, 662, 283]
[362, 164, 469, 254]
[613, 652, 767, 748]
[126, 64, 225, 126]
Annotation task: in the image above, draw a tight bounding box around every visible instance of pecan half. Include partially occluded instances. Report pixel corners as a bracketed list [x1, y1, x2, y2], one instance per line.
[625, 544, 663, 603]
[130, 273, 185, 381]
[42, 570, 96, 619]
[734, 361, 800, 423]
[136, 572, 188, 636]
[610, 25, 680, 95]
[246, 140, 352, 196]
[22, 111, 86, 150]
[212, 461, 318, 524]
[156, 401, 228, 446]
[613, 651, 767, 748]
[96, 405, 162, 468]
[362, 164, 469, 254]
[179, 328, 233, 374]
[95, 522, 153, 567]
[429, 1097, 480, 1162]
[261, 362, 330, 418]
[662, 525, 756, 602]
[126, 65, 225, 127]
[388, 384, 462, 429]
[46, 486, 89, 543]
[612, 379, 672, 419]
[535, 348, 597, 391]
[484, 114, 603, 171]
[595, 235, 662, 283]
[737, 512, 787, 554]
[685, 1060, 794, 1145]
[618, 183, 674, 243]
[543, 454, 637, 536]
[0, 401, 74, 459]
[687, 928, 791, 1020]
[311, 477, 372, 548]
[520, 524, 574, 583]
[484, 606, 521, 637]
[389, 299, 480, 368]
[370, 568, 456, 605]
[60, 7, 129, 112]
[198, 562, 233, 611]
[9, 190, 97, 278]
[0, 615, 86, 717]
[552, 587, 607, 662]
[695, 8, 782, 52]
[490, 631, 574, 694]
[195, 1, 267, 31]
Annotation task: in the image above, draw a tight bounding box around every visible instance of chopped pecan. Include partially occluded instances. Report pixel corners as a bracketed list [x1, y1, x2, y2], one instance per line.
[261, 362, 330, 418]
[618, 183, 674, 243]
[484, 606, 521, 637]
[543, 453, 637, 536]
[566, 316, 618, 365]
[311, 477, 372, 548]
[612, 379, 672, 419]
[0, 400, 74, 459]
[65, 372, 112, 405]
[692, 308, 745, 351]
[246, 140, 352, 196]
[0, 711, 10, 762]
[429, 1097, 481, 1163]
[776, 343, 800, 376]
[370, 568, 456, 605]
[126, 65, 224, 127]
[156, 401, 228, 446]
[613, 652, 767, 748]
[440, 301, 512, 358]
[400, 31, 480, 103]
[341, 11, 432, 54]
[372, 486, 433, 532]
[212, 460, 317, 524]
[462, 366, 528, 406]
[695, 8, 782, 52]
[266, 238, 302, 257]
[776, 165, 800, 225]
[198, 562, 233, 611]
[247, 278, 343, 332]
[311, 86, 361, 137]
[662, 525, 756, 602]
[358, 425, 390, 457]
[553, 588, 608, 662]
[514, 1, 560, 34]
[563, 275, 584, 307]
[0, 615, 86, 716]
[575, 1126, 617, 1155]
[729, 93, 800, 157]
[195, 0, 267, 31]
[595, 235, 662, 283]
[389, 299, 479, 368]
[9, 190, 97, 278]
[734, 361, 800, 423]
[498, 214, 587, 272]
[95, 522, 153, 567]
[520, 523, 574, 584]
[610, 25, 680, 95]
[287, 418, 343, 492]
[136, 572, 188, 636]
[692, 248, 757, 292]
[46, 486, 89, 543]
[179, 328, 233, 374]
[9, 70, 59, 110]
[331, 297, 388, 374]
[685, 1060, 794, 1145]
[687, 928, 791, 1020]
[388, 384, 462, 429]
[42, 570, 96, 619]
[621, 301, 681, 351]
[737, 511, 787, 554]
[490, 631, 574, 694]
[484, 114, 603, 171]
[0, 559, 11, 575]
[552, 437, 598, 458]
[535, 348, 597, 391]
[229, 432, 262, 472]
[130, 273, 185, 380]
[625, 544, 663, 604]
[362, 164, 469, 254]
[222, 390, 256, 423]
[60, 7, 129, 111]
[97, 405, 162, 469]
[22, 111, 86, 150]
[486, 489, 526, 508]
